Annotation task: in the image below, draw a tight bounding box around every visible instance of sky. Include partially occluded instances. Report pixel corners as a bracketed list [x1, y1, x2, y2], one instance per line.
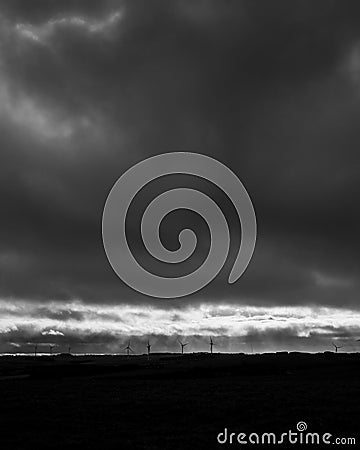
[0, 0, 359, 354]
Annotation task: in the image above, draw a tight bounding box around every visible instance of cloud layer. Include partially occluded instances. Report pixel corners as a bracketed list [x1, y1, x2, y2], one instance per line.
[0, 1, 359, 350]
[1, 299, 359, 354]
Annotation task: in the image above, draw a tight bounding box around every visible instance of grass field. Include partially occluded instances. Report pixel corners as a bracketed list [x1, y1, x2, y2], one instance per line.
[0, 353, 359, 449]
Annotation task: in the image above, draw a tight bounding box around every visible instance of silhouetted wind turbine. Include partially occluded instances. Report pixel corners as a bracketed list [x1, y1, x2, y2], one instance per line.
[49, 345, 54, 355]
[34, 344, 38, 357]
[178, 339, 188, 355]
[332, 343, 343, 353]
[123, 341, 134, 357]
[147, 340, 151, 358]
[209, 337, 214, 354]
[68, 345, 71, 354]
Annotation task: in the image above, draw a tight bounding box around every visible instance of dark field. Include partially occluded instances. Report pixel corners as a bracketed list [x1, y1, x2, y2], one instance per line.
[0, 353, 359, 449]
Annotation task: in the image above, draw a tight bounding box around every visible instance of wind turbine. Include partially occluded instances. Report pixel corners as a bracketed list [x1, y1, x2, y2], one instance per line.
[123, 341, 134, 357]
[209, 337, 214, 354]
[147, 340, 151, 358]
[34, 344, 38, 357]
[178, 339, 188, 355]
[332, 343, 343, 353]
[68, 345, 71, 354]
[49, 345, 54, 355]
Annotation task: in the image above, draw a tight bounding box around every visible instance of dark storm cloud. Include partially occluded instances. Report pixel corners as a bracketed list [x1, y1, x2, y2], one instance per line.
[0, 0, 359, 319]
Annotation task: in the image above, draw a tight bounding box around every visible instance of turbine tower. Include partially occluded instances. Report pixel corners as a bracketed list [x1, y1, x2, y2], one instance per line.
[332, 343, 343, 353]
[123, 341, 134, 357]
[210, 337, 214, 354]
[147, 340, 151, 358]
[49, 345, 54, 355]
[178, 339, 188, 355]
[250, 342, 254, 354]
[34, 344, 38, 357]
